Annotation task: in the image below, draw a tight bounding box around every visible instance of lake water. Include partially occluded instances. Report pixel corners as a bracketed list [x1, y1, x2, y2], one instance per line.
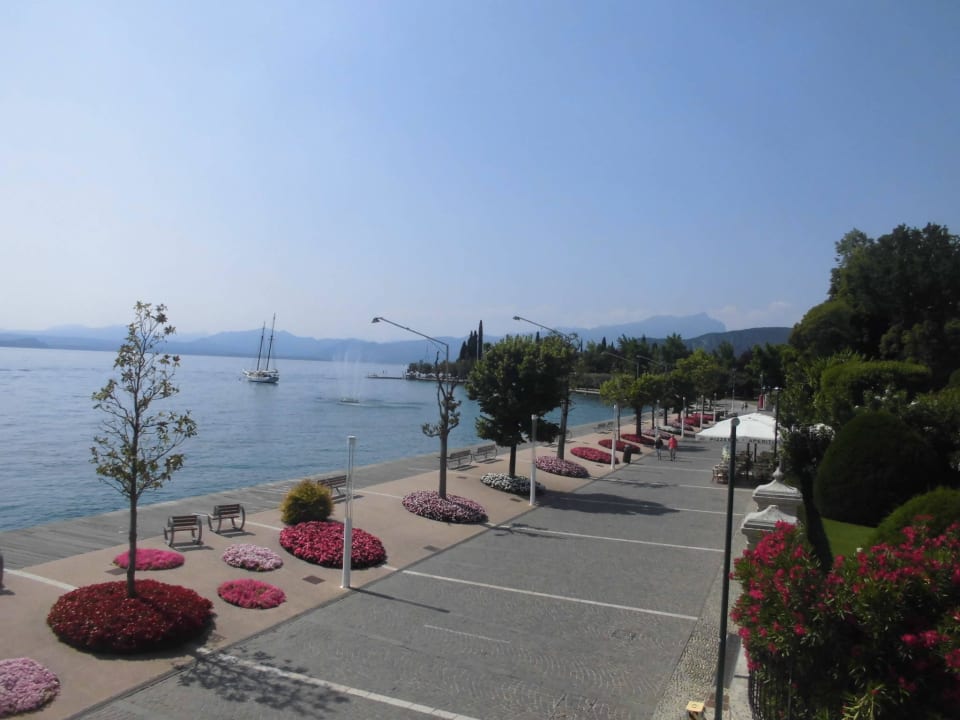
[0, 347, 617, 531]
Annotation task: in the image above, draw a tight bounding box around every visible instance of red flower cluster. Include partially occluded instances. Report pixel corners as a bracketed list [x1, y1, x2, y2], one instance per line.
[112, 548, 185, 571]
[279, 521, 387, 568]
[732, 520, 960, 716]
[598, 438, 640, 453]
[217, 579, 286, 609]
[535, 456, 590, 478]
[47, 580, 213, 654]
[401, 490, 488, 524]
[621, 433, 655, 446]
[570, 446, 616, 464]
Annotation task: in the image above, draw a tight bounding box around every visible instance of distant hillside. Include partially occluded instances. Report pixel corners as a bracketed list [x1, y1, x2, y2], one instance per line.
[561, 313, 726, 345]
[686, 327, 793, 355]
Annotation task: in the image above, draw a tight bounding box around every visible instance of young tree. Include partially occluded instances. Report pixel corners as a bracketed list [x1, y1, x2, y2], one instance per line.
[421, 350, 461, 499]
[90, 302, 197, 598]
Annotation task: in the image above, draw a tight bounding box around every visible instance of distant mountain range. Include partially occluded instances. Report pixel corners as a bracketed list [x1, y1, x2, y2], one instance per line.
[0, 314, 791, 364]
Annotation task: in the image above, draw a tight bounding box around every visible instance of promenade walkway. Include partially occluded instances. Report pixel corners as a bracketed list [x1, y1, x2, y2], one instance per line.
[1, 419, 755, 719]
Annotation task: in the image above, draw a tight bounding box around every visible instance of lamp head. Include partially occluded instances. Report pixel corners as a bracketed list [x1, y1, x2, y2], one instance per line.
[371, 317, 382, 324]
[512, 315, 521, 321]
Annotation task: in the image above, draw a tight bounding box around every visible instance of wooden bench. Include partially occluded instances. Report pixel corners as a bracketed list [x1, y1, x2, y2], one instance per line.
[472, 444, 498, 462]
[316, 474, 347, 498]
[163, 514, 202, 547]
[447, 449, 473, 469]
[208, 503, 246, 533]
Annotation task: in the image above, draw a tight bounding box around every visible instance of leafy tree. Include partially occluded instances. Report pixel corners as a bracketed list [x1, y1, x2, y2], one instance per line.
[466, 335, 570, 477]
[673, 349, 724, 410]
[815, 358, 931, 429]
[90, 302, 197, 598]
[660, 333, 691, 367]
[600, 372, 667, 434]
[782, 425, 834, 571]
[421, 350, 461, 499]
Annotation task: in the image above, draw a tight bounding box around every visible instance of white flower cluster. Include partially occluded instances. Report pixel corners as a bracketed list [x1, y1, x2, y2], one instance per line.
[481, 472, 545, 496]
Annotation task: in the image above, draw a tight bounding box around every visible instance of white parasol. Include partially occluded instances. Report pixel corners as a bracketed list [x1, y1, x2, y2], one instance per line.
[697, 412, 777, 444]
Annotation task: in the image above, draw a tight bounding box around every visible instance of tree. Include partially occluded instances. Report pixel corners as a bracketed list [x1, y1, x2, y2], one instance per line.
[90, 302, 197, 598]
[599, 372, 667, 434]
[466, 335, 570, 477]
[421, 350, 461, 499]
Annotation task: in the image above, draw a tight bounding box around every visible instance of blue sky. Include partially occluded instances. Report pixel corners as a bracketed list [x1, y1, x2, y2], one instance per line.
[2, 1, 957, 342]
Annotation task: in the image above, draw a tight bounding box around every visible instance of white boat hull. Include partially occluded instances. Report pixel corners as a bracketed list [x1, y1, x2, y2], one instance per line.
[243, 369, 279, 384]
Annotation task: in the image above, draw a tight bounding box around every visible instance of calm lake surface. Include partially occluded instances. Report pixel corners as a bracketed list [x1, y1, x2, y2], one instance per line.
[0, 347, 617, 531]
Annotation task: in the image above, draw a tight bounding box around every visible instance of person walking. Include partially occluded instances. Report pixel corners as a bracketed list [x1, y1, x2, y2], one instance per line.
[668, 434, 678, 461]
[655, 435, 663, 460]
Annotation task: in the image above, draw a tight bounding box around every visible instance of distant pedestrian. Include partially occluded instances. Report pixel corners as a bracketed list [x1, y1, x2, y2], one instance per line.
[655, 435, 664, 460]
[668, 435, 678, 461]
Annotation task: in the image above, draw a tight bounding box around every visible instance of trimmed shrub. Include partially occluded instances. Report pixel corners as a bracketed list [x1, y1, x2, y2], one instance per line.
[870, 487, 960, 547]
[814, 410, 939, 526]
[280, 479, 333, 525]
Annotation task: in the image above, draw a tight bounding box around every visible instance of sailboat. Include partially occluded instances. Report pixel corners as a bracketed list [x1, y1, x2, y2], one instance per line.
[243, 314, 280, 384]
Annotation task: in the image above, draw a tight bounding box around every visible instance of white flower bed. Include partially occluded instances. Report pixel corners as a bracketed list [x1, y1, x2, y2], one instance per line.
[222, 544, 284, 572]
[481, 472, 545, 496]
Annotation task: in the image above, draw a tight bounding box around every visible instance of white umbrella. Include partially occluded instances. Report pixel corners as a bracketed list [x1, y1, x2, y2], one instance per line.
[698, 412, 777, 444]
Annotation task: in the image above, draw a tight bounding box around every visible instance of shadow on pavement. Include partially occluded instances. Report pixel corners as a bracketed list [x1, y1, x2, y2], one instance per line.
[537, 492, 680, 516]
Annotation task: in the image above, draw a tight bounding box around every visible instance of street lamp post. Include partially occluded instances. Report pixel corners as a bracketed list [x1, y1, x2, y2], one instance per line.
[513, 315, 577, 460]
[715, 415, 740, 720]
[372, 316, 453, 496]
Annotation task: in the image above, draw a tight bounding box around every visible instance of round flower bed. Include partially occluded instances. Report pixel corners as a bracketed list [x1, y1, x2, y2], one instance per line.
[47, 580, 213, 654]
[279, 521, 386, 569]
[222, 544, 284, 572]
[401, 490, 488, 524]
[481, 472, 545, 496]
[598, 438, 641, 453]
[571, 446, 616, 464]
[112, 548, 184, 571]
[217, 579, 286, 609]
[0, 658, 60, 718]
[535, 455, 590, 478]
[621, 433, 655, 446]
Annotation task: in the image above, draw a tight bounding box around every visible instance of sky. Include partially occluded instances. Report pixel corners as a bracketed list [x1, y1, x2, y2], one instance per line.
[2, 1, 958, 343]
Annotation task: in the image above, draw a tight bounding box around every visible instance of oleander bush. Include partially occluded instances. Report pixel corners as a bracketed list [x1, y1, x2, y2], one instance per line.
[481, 472, 545, 496]
[401, 490, 488, 523]
[570, 446, 616, 464]
[280, 479, 334, 525]
[279, 520, 386, 568]
[535, 456, 590, 478]
[870, 487, 960, 547]
[112, 548, 184, 571]
[47, 580, 213, 654]
[732, 520, 960, 718]
[221, 544, 284, 572]
[598, 438, 640, 453]
[217, 579, 286, 609]
[0, 657, 60, 718]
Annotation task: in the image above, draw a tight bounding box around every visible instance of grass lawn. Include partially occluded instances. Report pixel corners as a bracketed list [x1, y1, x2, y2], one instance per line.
[822, 518, 875, 559]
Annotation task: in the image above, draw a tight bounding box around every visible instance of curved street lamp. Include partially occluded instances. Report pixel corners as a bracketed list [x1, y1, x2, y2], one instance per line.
[372, 316, 455, 497]
[513, 315, 576, 459]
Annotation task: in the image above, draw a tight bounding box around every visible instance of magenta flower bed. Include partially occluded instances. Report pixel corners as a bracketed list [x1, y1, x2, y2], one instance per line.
[571, 446, 616, 464]
[113, 548, 184, 570]
[401, 490, 488, 524]
[47, 580, 213, 654]
[0, 658, 60, 717]
[222, 544, 283, 572]
[279, 521, 386, 569]
[598, 438, 641, 453]
[218, 579, 286, 609]
[535, 456, 590, 478]
[621, 433, 655, 446]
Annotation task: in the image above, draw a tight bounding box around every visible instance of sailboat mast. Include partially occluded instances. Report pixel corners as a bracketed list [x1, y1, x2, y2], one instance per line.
[255, 322, 266, 371]
[265, 314, 277, 370]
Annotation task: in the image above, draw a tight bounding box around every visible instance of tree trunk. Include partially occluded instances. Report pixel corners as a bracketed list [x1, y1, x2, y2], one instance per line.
[438, 431, 448, 499]
[508, 445, 517, 478]
[127, 493, 138, 598]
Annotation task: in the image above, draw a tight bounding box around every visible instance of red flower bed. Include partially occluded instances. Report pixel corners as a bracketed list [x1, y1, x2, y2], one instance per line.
[113, 548, 184, 571]
[401, 490, 488, 523]
[621, 433, 655, 446]
[47, 580, 213, 654]
[598, 438, 641, 453]
[535, 456, 590, 478]
[217, 579, 286, 609]
[279, 521, 386, 568]
[571, 446, 616, 464]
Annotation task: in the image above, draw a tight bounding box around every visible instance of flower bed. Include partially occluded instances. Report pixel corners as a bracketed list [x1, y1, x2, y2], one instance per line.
[222, 544, 284, 572]
[279, 521, 386, 569]
[217, 579, 286, 609]
[598, 438, 641, 453]
[621, 433, 655, 446]
[401, 490, 488, 524]
[112, 547, 184, 571]
[47, 580, 213, 654]
[0, 658, 60, 718]
[535, 455, 590, 478]
[570, 446, 616, 464]
[481, 472, 545, 496]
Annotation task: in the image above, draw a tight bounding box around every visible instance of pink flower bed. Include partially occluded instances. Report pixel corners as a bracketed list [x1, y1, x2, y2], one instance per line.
[621, 433, 655, 446]
[217, 579, 286, 609]
[222, 544, 283, 572]
[401, 490, 488, 524]
[598, 438, 641, 452]
[280, 521, 387, 568]
[535, 456, 590, 478]
[570, 446, 616, 464]
[113, 547, 184, 570]
[0, 658, 60, 717]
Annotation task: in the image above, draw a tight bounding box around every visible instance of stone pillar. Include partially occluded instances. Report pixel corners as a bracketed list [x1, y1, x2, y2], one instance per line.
[751, 465, 802, 516]
[740, 504, 798, 549]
